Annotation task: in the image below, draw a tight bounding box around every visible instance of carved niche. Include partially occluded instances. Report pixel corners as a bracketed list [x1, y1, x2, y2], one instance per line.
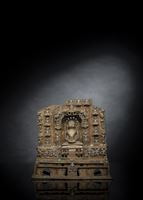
[32, 99, 111, 179]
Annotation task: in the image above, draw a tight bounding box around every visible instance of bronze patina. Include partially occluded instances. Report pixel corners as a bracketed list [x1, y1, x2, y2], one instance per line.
[32, 99, 111, 179]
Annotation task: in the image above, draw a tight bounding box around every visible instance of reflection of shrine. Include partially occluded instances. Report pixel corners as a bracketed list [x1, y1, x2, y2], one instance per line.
[33, 180, 110, 200]
[32, 99, 111, 180]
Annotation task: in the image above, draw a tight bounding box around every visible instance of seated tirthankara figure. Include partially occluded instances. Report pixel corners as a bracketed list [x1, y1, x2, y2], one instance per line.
[32, 99, 111, 180]
[62, 118, 83, 145]
[65, 120, 79, 143]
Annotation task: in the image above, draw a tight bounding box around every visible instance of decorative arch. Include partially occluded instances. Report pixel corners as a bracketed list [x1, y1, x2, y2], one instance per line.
[54, 111, 89, 145]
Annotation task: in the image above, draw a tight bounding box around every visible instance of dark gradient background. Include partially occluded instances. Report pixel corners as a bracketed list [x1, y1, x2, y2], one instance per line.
[1, 30, 143, 199]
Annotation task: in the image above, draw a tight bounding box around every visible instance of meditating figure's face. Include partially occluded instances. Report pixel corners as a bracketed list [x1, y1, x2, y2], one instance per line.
[67, 120, 75, 128]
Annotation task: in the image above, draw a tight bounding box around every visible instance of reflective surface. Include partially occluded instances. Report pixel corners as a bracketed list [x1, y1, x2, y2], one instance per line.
[0, 161, 135, 200]
[34, 180, 110, 200]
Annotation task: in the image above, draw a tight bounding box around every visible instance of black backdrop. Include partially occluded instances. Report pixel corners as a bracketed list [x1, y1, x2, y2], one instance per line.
[1, 30, 143, 199]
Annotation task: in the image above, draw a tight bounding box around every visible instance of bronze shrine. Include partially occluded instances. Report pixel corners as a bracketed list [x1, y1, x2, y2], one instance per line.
[32, 99, 111, 179]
